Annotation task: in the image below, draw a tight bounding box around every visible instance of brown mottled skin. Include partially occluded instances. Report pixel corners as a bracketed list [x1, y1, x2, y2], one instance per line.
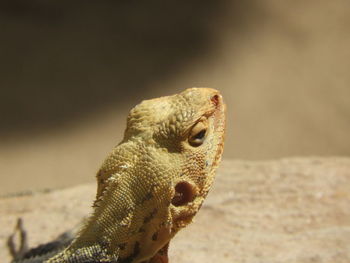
[9, 88, 226, 263]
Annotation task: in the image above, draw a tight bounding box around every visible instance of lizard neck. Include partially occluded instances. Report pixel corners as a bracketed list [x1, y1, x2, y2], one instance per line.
[48, 166, 174, 263]
[66, 174, 133, 261]
[46, 178, 123, 262]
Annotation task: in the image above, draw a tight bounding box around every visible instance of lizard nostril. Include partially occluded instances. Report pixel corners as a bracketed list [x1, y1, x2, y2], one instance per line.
[171, 181, 195, 206]
[211, 94, 220, 108]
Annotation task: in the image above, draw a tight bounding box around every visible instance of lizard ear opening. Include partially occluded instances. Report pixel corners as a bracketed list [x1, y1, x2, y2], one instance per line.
[171, 181, 196, 207]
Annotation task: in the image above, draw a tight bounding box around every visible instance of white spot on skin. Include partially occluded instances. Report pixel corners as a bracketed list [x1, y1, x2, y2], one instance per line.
[107, 177, 118, 183]
[119, 164, 130, 169]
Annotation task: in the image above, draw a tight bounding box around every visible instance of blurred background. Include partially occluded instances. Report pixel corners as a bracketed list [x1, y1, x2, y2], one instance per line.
[0, 0, 349, 195]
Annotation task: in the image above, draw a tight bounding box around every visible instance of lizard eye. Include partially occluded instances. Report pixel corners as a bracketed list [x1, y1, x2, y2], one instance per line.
[188, 120, 207, 147]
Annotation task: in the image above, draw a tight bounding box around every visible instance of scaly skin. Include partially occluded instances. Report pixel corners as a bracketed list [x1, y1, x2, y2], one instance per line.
[11, 88, 226, 263]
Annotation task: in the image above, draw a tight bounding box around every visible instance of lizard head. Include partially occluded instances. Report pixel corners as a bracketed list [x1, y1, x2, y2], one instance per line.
[125, 87, 226, 230]
[49, 88, 225, 263]
[82, 88, 225, 263]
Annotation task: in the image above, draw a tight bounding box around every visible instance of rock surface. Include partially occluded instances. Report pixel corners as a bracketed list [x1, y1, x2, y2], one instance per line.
[1, 158, 350, 262]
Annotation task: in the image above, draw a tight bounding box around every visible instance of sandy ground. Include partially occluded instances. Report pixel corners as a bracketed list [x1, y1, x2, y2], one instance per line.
[1, 158, 349, 263]
[0, 1, 350, 194]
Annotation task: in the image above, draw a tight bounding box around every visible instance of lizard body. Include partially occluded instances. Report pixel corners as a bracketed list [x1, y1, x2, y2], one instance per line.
[10, 88, 226, 263]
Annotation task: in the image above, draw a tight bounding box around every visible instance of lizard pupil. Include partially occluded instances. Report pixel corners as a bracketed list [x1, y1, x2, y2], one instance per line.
[189, 129, 207, 147]
[194, 129, 206, 140]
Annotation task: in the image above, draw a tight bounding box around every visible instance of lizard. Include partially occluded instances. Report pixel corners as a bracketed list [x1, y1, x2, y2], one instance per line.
[8, 87, 226, 263]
